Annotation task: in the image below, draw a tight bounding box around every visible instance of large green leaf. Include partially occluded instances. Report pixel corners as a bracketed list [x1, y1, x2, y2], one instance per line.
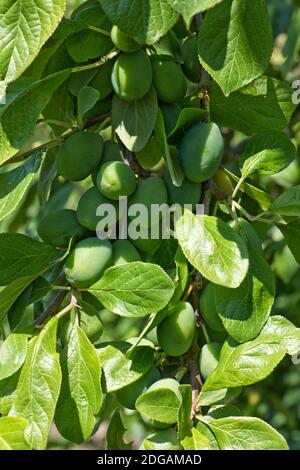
[99, 0, 178, 44]
[136, 382, 182, 424]
[0, 151, 42, 221]
[0, 333, 28, 381]
[9, 316, 61, 450]
[204, 416, 288, 450]
[198, 0, 272, 96]
[0, 70, 70, 164]
[0, 233, 60, 286]
[55, 323, 102, 443]
[202, 327, 286, 391]
[0, 416, 30, 450]
[112, 86, 158, 152]
[214, 233, 275, 342]
[262, 316, 300, 356]
[210, 77, 296, 135]
[176, 211, 249, 288]
[270, 185, 300, 217]
[89, 262, 174, 318]
[98, 340, 155, 392]
[0, 0, 66, 84]
[240, 131, 296, 178]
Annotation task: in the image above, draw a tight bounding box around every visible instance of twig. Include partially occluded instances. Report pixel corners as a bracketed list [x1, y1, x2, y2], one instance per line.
[36, 289, 68, 325]
[125, 150, 150, 179]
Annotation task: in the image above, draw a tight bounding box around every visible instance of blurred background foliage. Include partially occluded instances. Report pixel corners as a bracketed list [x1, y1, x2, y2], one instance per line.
[0, 0, 300, 450]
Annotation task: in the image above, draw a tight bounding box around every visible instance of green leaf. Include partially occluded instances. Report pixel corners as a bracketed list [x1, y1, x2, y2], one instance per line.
[0, 276, 40, 326]
[77, 86, 100, 128]
[214, 232, 275, 342]
[204, 416, 288, 450]
[181, 427, 211, 450]
[0, 233, 60, 286]
[0, 0, 66, 83]
[89, 262, 174, 318]
[270, 185, 300, 217]
[210, 77, 296, 135]
[98, 340, 155, 392]
[177, 385, 192, 445]
[198, 387, 242, 407]
[9, 316, 62, 450]
[99, 0, 178, 45]
[225, 169, 272, 210]
[38, 149, 58, 207]
[0, 371, 20, 416]
[155, 108, 184, 186]
[202, 330, 286, 392]
[106, 410, 131, 450]
[198, 0, 272, 96]
[240, 131, 296, 178]
[112, 86, 158, 152]
[262, 316, 300, 356]
[136, 382, 182, 424]
[167, 0, 224, 24]
[167, 108, 206, 139]
[279, 219, 300, 265]
[0, 333, 28, 381]
[0, 70, 70, 164]
[176, 211, 249, 288]
[55, 323, 102, 443]
[0, 416, 30, 450]
[0, 151, 42, 222]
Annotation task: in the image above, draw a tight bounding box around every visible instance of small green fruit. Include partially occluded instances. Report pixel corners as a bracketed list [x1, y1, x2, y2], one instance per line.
[116, 368, 161, 410]
[96, 161, 137, 200]
[199, 342, 222, 380]
[112, 240, 141, 265]
[77, 187, 118, 232]
[199, 283, 225, 332]
[181, 35, 201, 83]
[165, 174, 202, 210]
[151, 55, 187, 103]
[65, 237, 113, 288]
[157, 302, 195, 356]
[180, 122, 224, 183]
[111, 25, 141, 52]
[37, 209, 85, 247]
[112, 50, 152, 101]
[213, 168, 233, 198]
[57, 131, 103, 182]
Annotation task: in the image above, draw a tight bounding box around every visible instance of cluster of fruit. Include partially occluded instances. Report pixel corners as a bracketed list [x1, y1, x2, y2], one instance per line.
[36, 9, 233, 428]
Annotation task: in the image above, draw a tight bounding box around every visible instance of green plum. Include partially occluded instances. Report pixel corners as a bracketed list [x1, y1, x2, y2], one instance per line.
[37, 209, 86, 247]
[157, 302, 195, 356]
[77, 187, 118, 232]
[112, 239, 141, 265]
[96, 161, 137, 200]
[199, 342, 222, 380]
[151, 55, 187, 103]
[199, 283, 225, 333]
[111, 25, 141, 52]
[181, 35, 201, 83]
[116, 367, 161, 410]
[165, 174, 202, 210]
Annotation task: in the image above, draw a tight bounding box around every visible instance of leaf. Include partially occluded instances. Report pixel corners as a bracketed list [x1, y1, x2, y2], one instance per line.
[136, 382, 182, 424]
[214, 232, 275, 342]
[176, 210, 249, 288]
[167, 0, 224, 25]
[55, 323, 102, 443]
[177, 385, 192, 445]
[155, 108, 184, 186]
[0, 70, 70, 164]
[270, 185, 300, 217]
[262, 316, 300, 356]
[204, 416, 288, 450]
[98, 341, 155, 392]
[0, 276, 39, 326]
[99, 0, 178, 45]
[240, 131, 296, 178]
[0, 0, 66, 83]
[0, 371, 20, 416]
[9, 316, 62, 450]
[198, 0, 272, 96]
[198, 387, 242, 407]
[181, 427, 211, 450]
[38, 148, 58, 207]
[279, 219, 300, 265]
[225, 168, 272, 210]
[77, 86, 100, 128]
[106, 410, 131, 450]
[89, 262, 174, 318]
[112, 86, 158, 152]
[0, 333, 28, 381]
[0, 416, 30, 450]
[202, 331, 286, 392]
[0, 151, 42, 221]
[0, 233, 60, 286]
[210, 77, 296, 135]
[167, 107, 206, 139]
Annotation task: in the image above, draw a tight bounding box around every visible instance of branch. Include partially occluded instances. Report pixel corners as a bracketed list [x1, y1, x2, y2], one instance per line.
[125, 150, 150, 179]
[36, 289, 68, 325]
